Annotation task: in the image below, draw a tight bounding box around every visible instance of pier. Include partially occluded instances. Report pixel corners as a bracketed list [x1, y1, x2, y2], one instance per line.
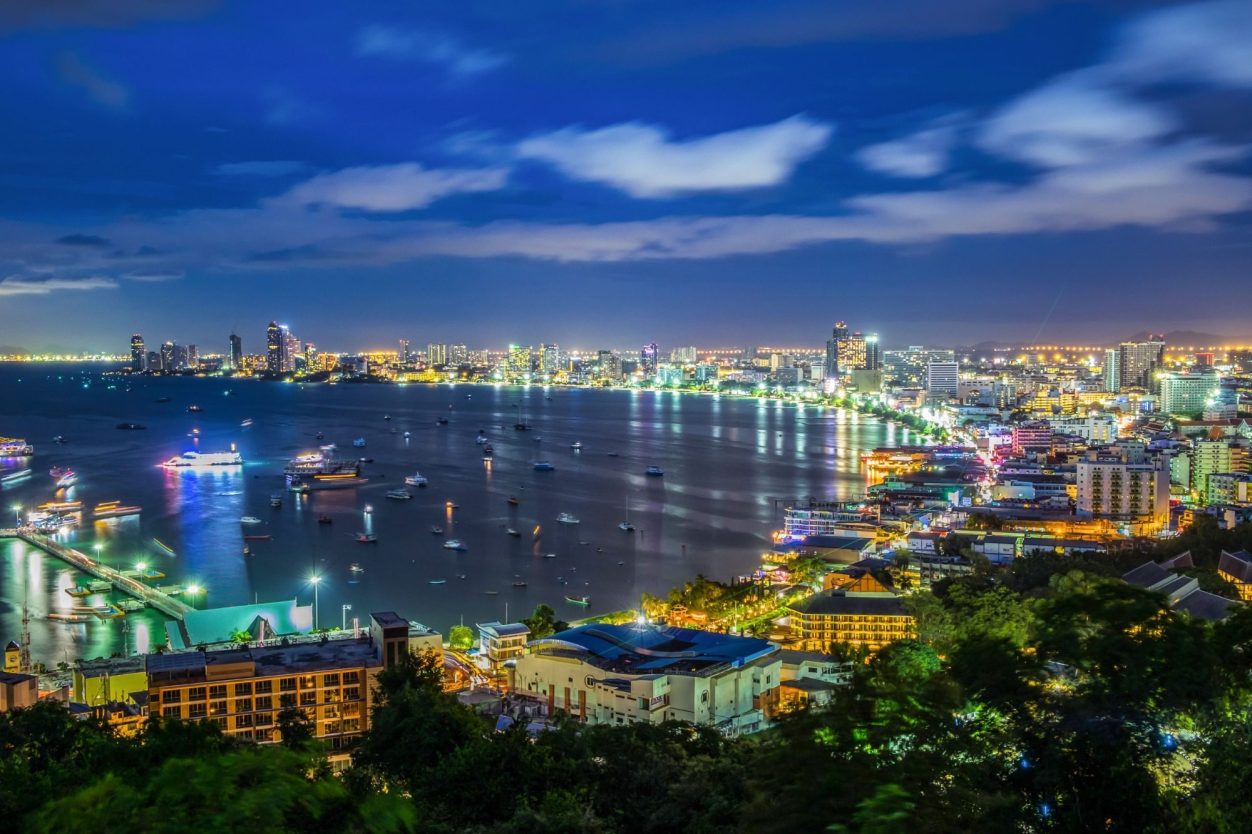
[0, 528, 191, 620]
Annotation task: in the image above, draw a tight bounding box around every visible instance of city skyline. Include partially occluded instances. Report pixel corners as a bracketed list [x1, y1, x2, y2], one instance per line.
[0, 1, 1250, 349]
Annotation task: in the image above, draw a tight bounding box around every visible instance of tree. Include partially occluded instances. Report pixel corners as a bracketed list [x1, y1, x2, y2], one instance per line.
[276, 707, 314, 749]
[522, 604, 558, 639]
[448, 624, 475, 651]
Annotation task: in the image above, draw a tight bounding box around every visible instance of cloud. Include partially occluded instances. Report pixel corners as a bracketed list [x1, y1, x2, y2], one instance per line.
[277, 163, 509, 212]
[0, 275, 117, 297]
[857, 119, 961, 178]
[1109, 0, 1252, 88]
[122, 270, 182, 282]
[214, 160, 310, 177]
[516, 115, 833, 197]
[55, 233, 112, 247]
[355, 25, 508, 77]
[55, 51, 129, 109]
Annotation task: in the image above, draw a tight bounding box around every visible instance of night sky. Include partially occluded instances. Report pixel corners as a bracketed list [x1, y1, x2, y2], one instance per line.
[1, 1, 1250, 352]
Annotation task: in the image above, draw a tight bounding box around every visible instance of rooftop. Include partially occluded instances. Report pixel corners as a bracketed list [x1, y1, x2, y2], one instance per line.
[531, 624, 777, 677]
[147, 636, 380, 684]
[790, 590, 910, 618]
[167, 598, 313, 650]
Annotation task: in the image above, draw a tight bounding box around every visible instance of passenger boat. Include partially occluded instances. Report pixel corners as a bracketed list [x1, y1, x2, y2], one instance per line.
[160, 449, 243, 468]
[34, 514, 77, 533]
[39, 500, 82, 512]
[557, 513, 580, 525]
[443, 539, 467, 551]
[404, 473, 428, 488]
[386, 489, 412, 500]
[533, 461, 555, 472]
[0, 437, 34, 455]
[1, 468, 32, 484]
[93, 501, 141, 519]
[356, 532, 377, 543]
[240, 516, 262, 525]
[565, 595, 591, 606]
[646, 466, 665, 477]
[50, 466, 78, 488]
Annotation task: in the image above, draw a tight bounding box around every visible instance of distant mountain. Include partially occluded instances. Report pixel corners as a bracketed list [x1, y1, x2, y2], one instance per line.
[1127, 330, 1227, 346]
[0, 345, 26, 355]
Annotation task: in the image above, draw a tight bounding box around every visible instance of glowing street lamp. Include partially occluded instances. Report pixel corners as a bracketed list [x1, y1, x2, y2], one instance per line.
[186, 583, 203, 608]
[92, 543, 103, 566]
[342, 603, 352, 631]
[11, 504, 21, 526]
[309, 575, 321, 629]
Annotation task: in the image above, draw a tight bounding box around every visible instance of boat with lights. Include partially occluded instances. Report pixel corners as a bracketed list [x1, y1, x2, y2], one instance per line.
[160, 449, 243, 468]
[93, 501, 141, 519]
[50, 466, 78, 488]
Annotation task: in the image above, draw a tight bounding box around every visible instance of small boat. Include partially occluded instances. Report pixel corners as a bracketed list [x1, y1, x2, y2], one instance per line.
[443, 539, 467, 551]
[445, 501, 459, 510]
[315, 432, 324, 440]
[544, 553, 557, 559]
[187, 404, 203, 413]
[241, 418, 254, 427]
[512, 580, 528, 588]
[240, 516, 262, 525]
[436, 417, 449, 425]
[403, 431, 411, 439]
[155, 396, 172, 403]
[350, 563, 364, 573]
[359, 457, 374, 463]
[565, 595, 591, 606]
[482, 444, 494, 458]
[242, 545, 251, 556]
[570, 441, 582, 451]
[507, 528, 521, 537]
[405, 473, 428, 488]
[386, 488, 412, 500]
[384, 415, 392, 421]
[65, 586, 93, 598]
[353, 437, 366, 447]
[318, 515, 333, 525]
[646, 466, 665, 477]
[558, 513, 580, 525]
[270, 493, 283, 507]
[356, 532, 377, 543]
[533, 461, 555, 472]
[243, 534, 272, 541]
[606, 452, 619, 458]
[475, 434, 488, 445]
[115, 422, 146, 430]
[456, 573, 467, 580]
[618, 521, 635, 532]
[485, 590, 499, 596]
[217, 490, 241, 496]
[50, 466, 77, 488]
[51, 435, 67, 444]
[507, 496, 520, 506]
[429, 579, 447, 585]
[364, 504, 373, 514]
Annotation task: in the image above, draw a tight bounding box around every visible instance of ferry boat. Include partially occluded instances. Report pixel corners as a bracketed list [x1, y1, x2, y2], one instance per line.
[356, 532, 377, 543]
[240, 516, 262, 525]
[0, 437, 34, 456]
[160, 449, 243, 468]
[50, 466, 78, 488]
[646, 466, 665, 477]
[1, 468, 32, 484]
[38, 500, 82, 512]
[533, 461, 555, 472]
[386, 488, 412, 500]
[443, 539, 467, 551]
[565, 595, 591, 606]
[34, 514, 77, 533]
[93, 501, 141, 519]
[557, 513, 580, 525]
[404, 473, 428, 488]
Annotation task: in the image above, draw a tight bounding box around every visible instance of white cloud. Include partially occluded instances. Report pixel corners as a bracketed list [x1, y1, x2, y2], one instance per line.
[55, 51, 128, 109]
[1109, 0, 1252, 87]
[355, 25, 507, 77]
[978, 71, 1177, 168]
[857, 120, 960, 178]
[278, 163, 509, 212]
[515, 115, 833, 197]
[0, 276, 118, 296]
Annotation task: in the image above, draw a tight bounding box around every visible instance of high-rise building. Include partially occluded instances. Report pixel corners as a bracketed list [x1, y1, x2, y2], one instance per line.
[1102, 348, 1120, 393]
[540, 344, 560, 377]
[864, 334, 881, 371]
[427, 343, 447, 366]
[448, 344, 468, 366]
[282, 328, 299, 373]
[1229, 350, 1252, 374]
[147, 350, 161, 372]
[1160, 371, 1220, 417]
[160, 341, 175, 373]
[185, 344, 198, 370]
[228, 334, 242, 371]
[824, 322, 849, 378]
[670, 346, 697, 365]
[1192, 439, 1233, 500]
[1076, 450, 1170, 532]
[506, 345, 532, 379]
[130, 334, 145, 372]
[266, 322, 282, 374]
[597, 350, 621, 381]
[640, 343, 659, 376]
[173, 344, 189, 371]
[1117, 338, 1165, 392]
[839, 332, 868, 372]
[925, 361, 959, 396]
[398, 339, 410, 364]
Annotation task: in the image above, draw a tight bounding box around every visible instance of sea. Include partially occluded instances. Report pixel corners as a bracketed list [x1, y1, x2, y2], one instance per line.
[0, 364, 917, 664]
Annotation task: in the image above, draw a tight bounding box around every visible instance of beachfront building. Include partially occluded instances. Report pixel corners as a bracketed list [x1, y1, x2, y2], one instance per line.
[786, 574, 914, 653]
[513, 624, 781, 736]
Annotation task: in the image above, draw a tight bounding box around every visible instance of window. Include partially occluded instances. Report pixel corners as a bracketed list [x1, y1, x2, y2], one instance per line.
[162, 706, 181, 719]
[254, 680, 273, 694]
[279, 678, 297, 692]
[210, 701, 227, 716]
[300, 692, 316, 706]
[255, 713, 274, 727]
[279, 694, 296, 708]
[343, 671, 359, 684]
[322, 673, 339, 687]
[256, 729, 274, 742]
[162, 690, 182, 704]
[235, 714, 253, 728]
[234, 682, 252, 696]
[299, 675, 317, 689]
[209, 685, 227, 700]
[236, 698, 253, 713]
[343, 687, 360, 701]
[187, 687, 206, 701]
[188, 703, 207, 719]
[255, 696, 272, 711]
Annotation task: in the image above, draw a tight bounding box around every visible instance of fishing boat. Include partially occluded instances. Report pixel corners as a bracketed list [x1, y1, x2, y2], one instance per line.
[240, 516, 262, 525]
[565, 595, 591, 606]
[557, 513, 580, 525]
[386, 489, 412, 500]
[533, 461, 555, 472]
[429, 579, 447, 585]
[443, 539, 467, 551]
[646, 466, 665, 477]
[317, 515, 333, 525]
[507, 496, 520, 506]
[356, 532, 377, 543]
[243, 534, 272, 541]
[404, 473, 427, 488]
[430, 525, 444, 535]
[50, 466, 77, 488]
[93, 501, 141, 519]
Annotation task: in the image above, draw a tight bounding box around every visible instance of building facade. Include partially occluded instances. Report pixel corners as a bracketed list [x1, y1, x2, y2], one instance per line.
[1075, 450, 1170, 532]
[787, 574, 914, 653]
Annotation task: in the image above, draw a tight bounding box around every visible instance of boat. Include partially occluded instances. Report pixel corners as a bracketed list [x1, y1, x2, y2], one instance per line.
[50, 466, 78, 488]
[482, 444, 494, 458]
[240, 516, 262, 525]
[93, 501, 141, 519]
[384, 414, 392, 421]
[295, 472, 368, 490]
[241, 418, 253, 427]
[364, 504, 373, 514]
[570, 441, 582, 451]
[429, 579, 447, 585]
[507, 496, 520, 506]
[315, 432, 324, 440]
[430, 525, 443, 535]
[456, 573, 467, 580]
[317, 515, 333, 525]
[403, 431, 411, 439]
[243, 545, 252, 556]
[270, 493, 283, 507]
[618, 521, 635, 532]
[646, 466, 665, 477]
[404, 473, 428, 488]
[596, 546, 605, 553]
[152, 538, 176, 556]
[533, 461, 555, 472]
[445, 501, 460, 511]
[557, 513, 580, 525]
[0, 437, 34, 455]
[352, 437, 366, 448]
[243, 534, 272, 541]
[544, 553, 557, 559]
[506, 528, 520, 537]
[359, 457, 374, 463]
[436, 417, 449, 426]
[485, 590, 499, 596]
[475, 435, 488, 445]
[186, 404, 203, 413]
[386, 489, 413, 500]
[356, 532, 377, 543]
[114, 423, 146, 430]
[160, 449, 243, 468]
[155, 396, 172, 403]
[350, 563, 364, 573]
[511, 580, 528, 588]
[117, 599, 146, 612]
[47, 612, 89, 623]
[565, 595, 591, 606]
[1, 468, 32, 484]
[51, 435, 67, 444]
[38, 500, 82, 512]
[65, 586, 93, 598]
[443, 539, 467, 551]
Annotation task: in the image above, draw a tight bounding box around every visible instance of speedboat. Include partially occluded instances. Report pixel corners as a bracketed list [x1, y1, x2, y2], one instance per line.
[356, 532, 377, 543]
[404, 473, 428, 488]
[240, 516, 262, 525]
[646, 466, 665, 477]
[557, 513, 580, 525]
[383, 415, 392, 421]
[386, 488, 412, 500]
[350, 562, 364, 573]
[445, 501, 459, 510]
[443, 539, 467, 551]
[50, 466, 77, 488]
[543, 553, 557, 559]
[570, 441, 582, 451]
[352, 437, 366, 448]
[533, 461, 555, 472]
[618, 521, 635, 532]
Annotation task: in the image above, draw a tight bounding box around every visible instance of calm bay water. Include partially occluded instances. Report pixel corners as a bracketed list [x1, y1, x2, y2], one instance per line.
[0, 364, 916, 663]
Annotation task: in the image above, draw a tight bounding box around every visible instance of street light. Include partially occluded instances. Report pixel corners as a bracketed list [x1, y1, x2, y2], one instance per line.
[136, 561, 147, 573]
[342, 603, 352, 631]
[309, 575, 321, 630]
[11, 504, 20, 526]
[187, 583, 203, 608]
[93, 543, 103, 567]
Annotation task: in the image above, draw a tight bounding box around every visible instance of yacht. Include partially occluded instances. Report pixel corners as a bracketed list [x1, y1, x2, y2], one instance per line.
[92, 501, 141, 519]
[533, 461, 555, 472]
[404, 473, 428, 488]
[557, 513, 580, 525]
[646, 466, 665, 477]
[443, 539, 467, 551]
[239, 516, 262, 525]
[386, 488, 412, 500]
[161, 449, 244, 468]
[618, 521, 636, 532]
[50, 466, 77, 488]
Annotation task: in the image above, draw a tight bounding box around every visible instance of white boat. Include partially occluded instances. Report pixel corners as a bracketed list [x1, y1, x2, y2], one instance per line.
[386, 488, 412, 500]
[570, 441, 582, 451]
[161, 449, 243, 468]
[50, 466, 78, 488]
[240, 516, 262, 525]
[475, 435, 488, 445]
[646, 466, 665, 477]
[0, 438, 34, 456]
[443, 539, 467, 551]
[557, 513, 580, 525]
[618, 521, 636, 532]
[404, 473, 428, 488]
[1, 468, 32, 483]
[240, 418, 253, 428]
[353, 438, 367, 448]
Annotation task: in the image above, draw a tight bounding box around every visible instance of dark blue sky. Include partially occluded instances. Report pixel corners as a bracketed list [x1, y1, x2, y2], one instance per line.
[1, 0, 1250, 352]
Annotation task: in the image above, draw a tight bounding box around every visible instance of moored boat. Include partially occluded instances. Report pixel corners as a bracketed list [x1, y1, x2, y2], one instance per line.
[93, 501, 141, 519]
[565, 595, 591, 606]
[386, 488, 412, 500]
[404, 473, 428, 487]
[443, 539, 467, 551]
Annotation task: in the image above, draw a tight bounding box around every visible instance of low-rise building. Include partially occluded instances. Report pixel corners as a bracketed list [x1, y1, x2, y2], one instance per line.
[477, 622, 531, 674]
[1218, 550, 1252, 602]
[1124, 553, 1240, 620]
[787, 574, 914, 653]
[0, 670, 37, 712]
[513, 624, 780, 736]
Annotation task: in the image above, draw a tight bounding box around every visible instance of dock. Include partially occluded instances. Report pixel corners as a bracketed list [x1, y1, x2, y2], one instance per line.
[1, 528, 191, 620]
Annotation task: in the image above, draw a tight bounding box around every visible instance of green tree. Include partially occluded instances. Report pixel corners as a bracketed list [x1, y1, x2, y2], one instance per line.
[448, 624, 476, 651]
[522, 603, 558, 639]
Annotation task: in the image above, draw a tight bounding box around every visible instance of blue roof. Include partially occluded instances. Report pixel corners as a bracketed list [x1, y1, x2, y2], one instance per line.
[167, 598, 313, 649]
[534, 624, 776, 675]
